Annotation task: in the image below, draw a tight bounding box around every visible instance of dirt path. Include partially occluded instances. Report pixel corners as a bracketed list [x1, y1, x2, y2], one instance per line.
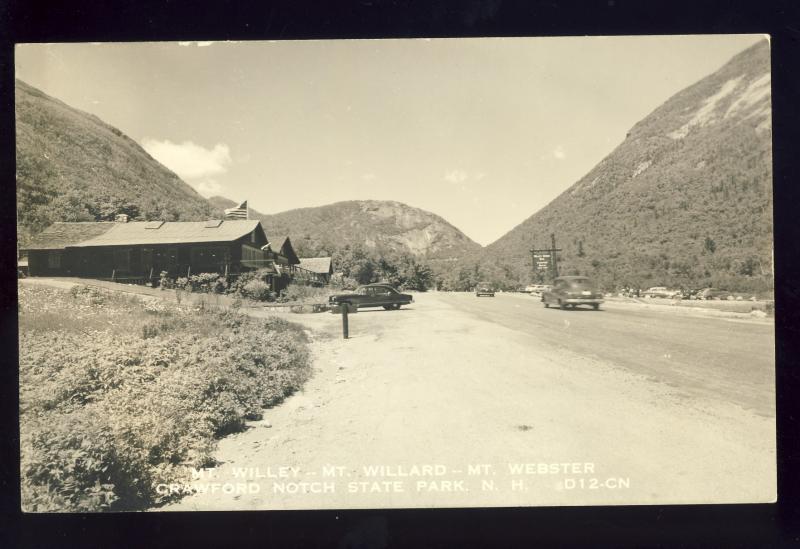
[161, 293, 775, 511]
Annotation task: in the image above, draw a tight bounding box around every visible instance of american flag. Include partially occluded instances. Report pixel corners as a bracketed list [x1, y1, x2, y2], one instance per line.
[224, 200, 248, 220]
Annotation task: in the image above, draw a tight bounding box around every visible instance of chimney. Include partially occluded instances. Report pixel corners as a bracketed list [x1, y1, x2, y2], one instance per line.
[115, 213, 129, 223]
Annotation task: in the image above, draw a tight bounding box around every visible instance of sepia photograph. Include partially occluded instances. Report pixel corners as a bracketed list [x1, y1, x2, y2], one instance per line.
[15, 35, 775, 513]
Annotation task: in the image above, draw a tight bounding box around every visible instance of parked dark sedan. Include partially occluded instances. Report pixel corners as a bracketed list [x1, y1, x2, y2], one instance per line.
[542, 276, 604, 310]
[328, 283, 413, 310]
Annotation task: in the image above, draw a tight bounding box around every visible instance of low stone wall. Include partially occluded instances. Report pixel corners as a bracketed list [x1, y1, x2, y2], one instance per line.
[245, 302, 329, 314]
[607, 295, 774, 316]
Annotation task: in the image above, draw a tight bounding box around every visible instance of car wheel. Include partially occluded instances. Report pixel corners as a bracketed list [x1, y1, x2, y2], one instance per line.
[393, 303, 401, 310]
[544, 302, 549, 308]
[383, 305, 391, 310]
[559, 300, 567, 310]
[592, 304, 599, 310]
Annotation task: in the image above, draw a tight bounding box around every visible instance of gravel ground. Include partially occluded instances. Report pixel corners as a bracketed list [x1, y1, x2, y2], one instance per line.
[160, 291, 775, 511]
[20, 279, 774, 510]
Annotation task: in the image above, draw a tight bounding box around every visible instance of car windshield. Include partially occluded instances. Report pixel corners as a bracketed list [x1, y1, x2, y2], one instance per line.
[565, 278, 592, 289]
[356, 287, 369, 295]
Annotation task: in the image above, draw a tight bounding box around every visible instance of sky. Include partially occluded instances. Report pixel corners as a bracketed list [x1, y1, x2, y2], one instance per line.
[15, 35, 765, 245]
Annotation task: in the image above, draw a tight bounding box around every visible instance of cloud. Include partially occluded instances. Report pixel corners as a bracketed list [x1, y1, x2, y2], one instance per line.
[141, 138, 232, 180]
[142, 139, 232, 197]
[444, 169, 469, 184]
[553, 145, 566, 160]
[195, 180, 223, 197]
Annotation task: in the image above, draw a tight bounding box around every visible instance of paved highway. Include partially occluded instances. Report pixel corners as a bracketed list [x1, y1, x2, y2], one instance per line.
[439, 292, 775, 416]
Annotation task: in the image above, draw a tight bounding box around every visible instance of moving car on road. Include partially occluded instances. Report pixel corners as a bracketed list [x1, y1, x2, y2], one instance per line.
[526, 284, 551, 296]
[475, 283, 495, 297]
[328, 283, 413, 310]
[542, 276, 604, 310]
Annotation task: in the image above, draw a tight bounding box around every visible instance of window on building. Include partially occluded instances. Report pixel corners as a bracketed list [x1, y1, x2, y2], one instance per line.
[113, 249, 131, 272]
[241, 244, 270, 269]
[191, 246, 228, 273]
[48, 251, 62, 269]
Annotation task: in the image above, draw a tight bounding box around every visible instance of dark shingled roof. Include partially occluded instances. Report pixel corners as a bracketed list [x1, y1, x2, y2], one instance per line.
[22, 222, 115, 251]
[69, 220, 263, 247]
[266, 235, 300, 264]
[299, 257, 333, 275]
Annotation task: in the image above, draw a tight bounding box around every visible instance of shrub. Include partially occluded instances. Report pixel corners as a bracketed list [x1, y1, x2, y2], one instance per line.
[185, 273, 227, 294]
[158, 271, 174, 289]
[241, 279, 272, 301]
[18, 284, 311, 511]
[277, 283, 333, 304]
[227, 269, 275, 302]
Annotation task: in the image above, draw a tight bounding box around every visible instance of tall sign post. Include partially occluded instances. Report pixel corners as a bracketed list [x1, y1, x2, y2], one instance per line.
[550, 233, 559, 278]
[530, 233, 561, 282]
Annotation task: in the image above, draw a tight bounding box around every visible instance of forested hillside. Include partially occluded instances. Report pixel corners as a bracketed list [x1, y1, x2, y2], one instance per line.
[16, 79, 221, 248]
[479, 40, 773, 294]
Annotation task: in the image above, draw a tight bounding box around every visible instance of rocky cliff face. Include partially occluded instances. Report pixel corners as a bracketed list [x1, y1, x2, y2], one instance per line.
[482, 40, 772, 292]
[208, 197, 482, 260]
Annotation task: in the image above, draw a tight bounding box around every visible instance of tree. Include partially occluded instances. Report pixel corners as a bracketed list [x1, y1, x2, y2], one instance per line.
[704, 236, 716, 254]
[402, 259, 434, 291]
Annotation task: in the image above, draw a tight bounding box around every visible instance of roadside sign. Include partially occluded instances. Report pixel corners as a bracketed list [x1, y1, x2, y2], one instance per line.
[532, 251, 552, 272]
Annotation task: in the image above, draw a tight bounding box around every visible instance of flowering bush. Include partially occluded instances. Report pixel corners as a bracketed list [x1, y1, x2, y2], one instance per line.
[183, 273, 228, 294]
[18, 284, 311, 511]
[276, 282, 335, 304]
[228, 269, 276, 302]
[159, 271, 174, 289]
[241, 279, 273, 301]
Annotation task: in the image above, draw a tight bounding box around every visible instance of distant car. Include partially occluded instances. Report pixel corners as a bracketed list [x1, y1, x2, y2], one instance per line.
[475, 283, 495, 297]
[328, 283, 413, 310]
[696, 288, 732, 300]
[542, 276, 604, 310]
[678, 288, 702, 300]
[526, 284, 551, 296]
[642, 286, 680, 299]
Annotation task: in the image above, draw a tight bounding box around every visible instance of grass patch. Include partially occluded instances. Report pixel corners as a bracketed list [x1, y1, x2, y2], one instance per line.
[19, 284, 312, 512]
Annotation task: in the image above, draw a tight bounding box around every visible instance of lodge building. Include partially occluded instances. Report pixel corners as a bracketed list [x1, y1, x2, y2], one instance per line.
[299, 257, 334, 284]
[21, 217, 329, 292]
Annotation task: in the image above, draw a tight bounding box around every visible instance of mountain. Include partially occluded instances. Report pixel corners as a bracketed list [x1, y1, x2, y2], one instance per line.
[481, 40, 773, 294]
[208, 196, 482, 261]
[15, 79, 221, 247]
